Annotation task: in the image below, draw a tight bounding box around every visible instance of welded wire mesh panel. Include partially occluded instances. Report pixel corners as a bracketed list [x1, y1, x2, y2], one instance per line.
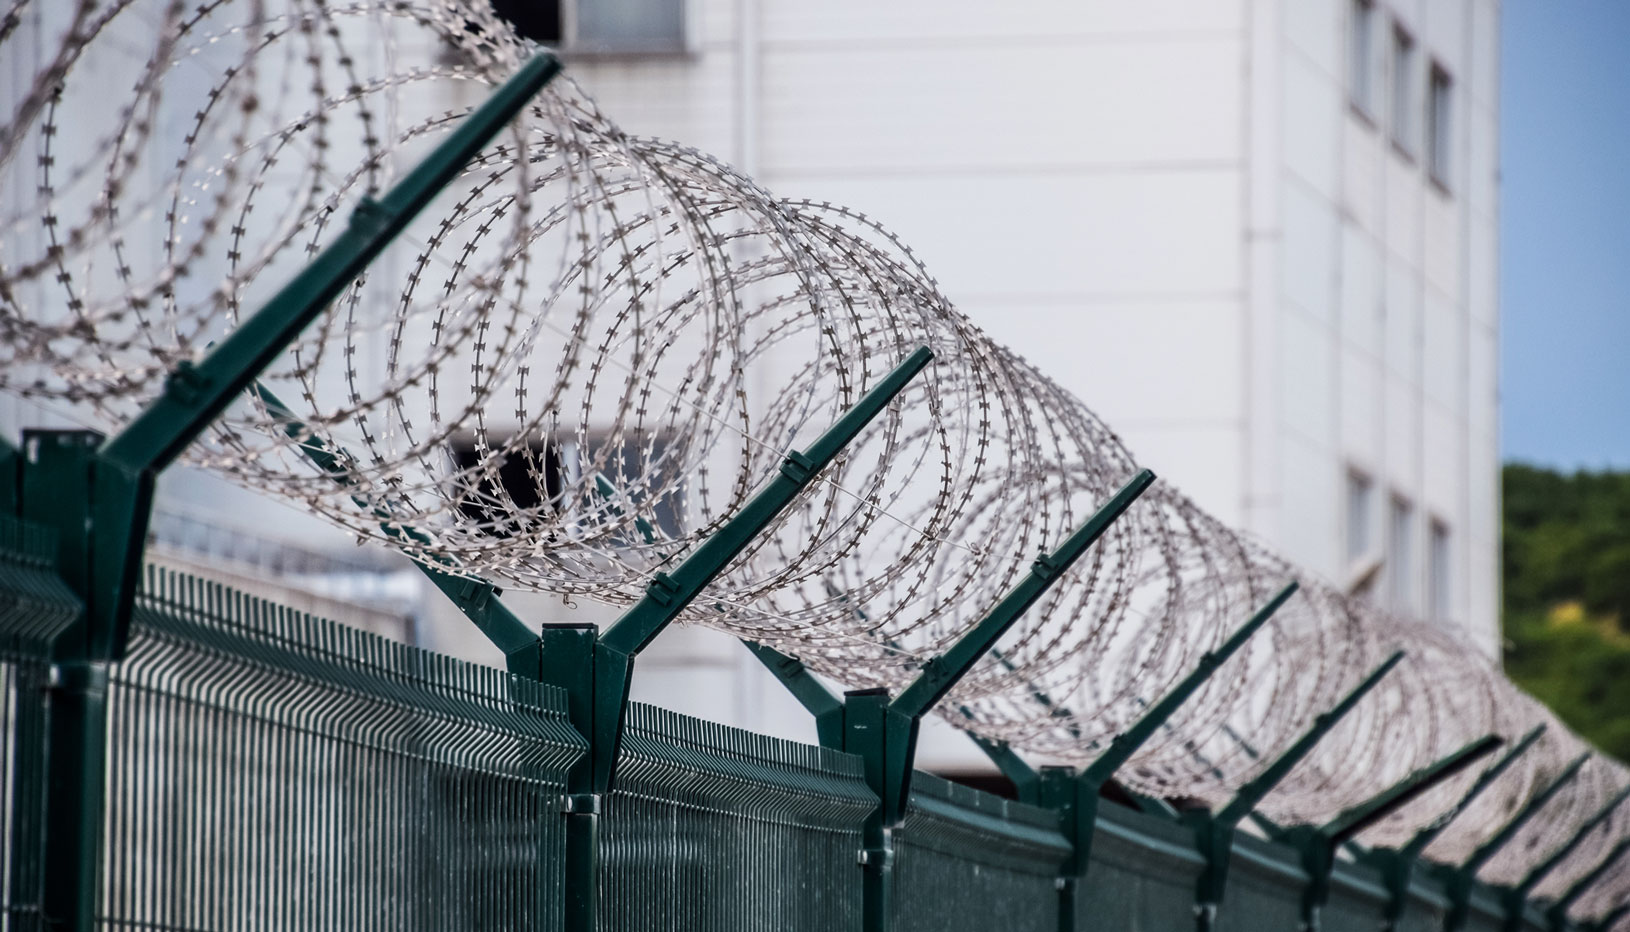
[1076, 800, 1203, 932]
[0, 516, 79, 931]
[893, 774, 1071, 932]
[601, 703, 875, 932]
[1211, 834, 1302, 932]
[0, 662, 48, 932]
[98, 566, 583, 932]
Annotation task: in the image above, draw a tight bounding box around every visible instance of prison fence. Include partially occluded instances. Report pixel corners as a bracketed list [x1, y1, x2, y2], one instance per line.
[0, 545, 1563, 932]
[0, 49, 1603, 932]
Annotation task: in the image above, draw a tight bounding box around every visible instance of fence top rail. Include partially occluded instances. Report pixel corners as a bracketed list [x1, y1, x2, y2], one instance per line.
[130, 564, 584, 752]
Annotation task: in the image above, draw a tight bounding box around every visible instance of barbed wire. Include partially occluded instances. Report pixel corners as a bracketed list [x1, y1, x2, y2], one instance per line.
[2, 0, 1625, 916]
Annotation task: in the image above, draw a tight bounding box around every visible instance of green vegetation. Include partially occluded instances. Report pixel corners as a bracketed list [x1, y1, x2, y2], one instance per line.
[1503, 464, 1630, 761]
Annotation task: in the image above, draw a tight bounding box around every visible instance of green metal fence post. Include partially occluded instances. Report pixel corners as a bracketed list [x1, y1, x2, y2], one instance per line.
[1500, 780, 1630, 932]
[1276, 735, 1501, 931]
[1365, 724, 1547, 931]
[1441, 751, 1591, 932]
[574, 345, 931, 795]
[878, 469, 1156, 825]
[16, 54, 563, 932]
[1185, 650, 1404, 931]
[846, 688, 895, 932]
[1544, 837, 1630, 932]
[1035, 583, 1297, 931]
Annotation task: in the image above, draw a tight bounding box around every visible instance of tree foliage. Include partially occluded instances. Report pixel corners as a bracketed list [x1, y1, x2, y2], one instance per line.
[1503, 464, 1630, 761]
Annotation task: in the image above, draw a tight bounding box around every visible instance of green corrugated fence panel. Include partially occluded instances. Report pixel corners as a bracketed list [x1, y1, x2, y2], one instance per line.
[894, 772, 1072, 932]
[0, 515, 74, 929]
[1079, 794, 1206, 932]
[1323, 860, 1393, 932]
[1213, 831, 1303, 932]
[97, 564, 584, 932]
[602, 701, 876, 932]
[0, 515, 82, 660]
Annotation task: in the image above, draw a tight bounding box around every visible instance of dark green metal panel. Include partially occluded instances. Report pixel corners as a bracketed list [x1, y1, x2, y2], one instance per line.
[893, 773, 1070, 932]
[94, 566, 583, 932]
[0, 514, 82, 659]
[601, 702, 876, 932]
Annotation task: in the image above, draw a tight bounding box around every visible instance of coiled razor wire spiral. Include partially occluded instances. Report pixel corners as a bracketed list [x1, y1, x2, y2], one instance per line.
[3, 0, 1628, 916]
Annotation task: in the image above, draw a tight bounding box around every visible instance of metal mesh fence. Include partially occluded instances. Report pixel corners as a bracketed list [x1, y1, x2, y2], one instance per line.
[893, 773, 1071, 932]
[97, 566, 583, 932]
[601, 703, 876, 932]
[0, 516, 80, 931]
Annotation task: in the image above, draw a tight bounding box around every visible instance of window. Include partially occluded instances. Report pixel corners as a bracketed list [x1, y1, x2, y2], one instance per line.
[1428, 63, 1454, 187]
[1349, 0, 1378, 116]
[1388, 494, 1415, 611]
[487, 0, 688, 54]
[1346, 470, 1375, 566]
[1390, 23, 1417, 155]
[1428, 519, 1452, 623]
[448, 431, 685, 541]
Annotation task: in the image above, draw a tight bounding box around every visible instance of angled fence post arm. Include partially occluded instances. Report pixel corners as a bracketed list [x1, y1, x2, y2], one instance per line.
[870, 468, 1155, 825]
[1460, 751, 1591, 877]
[1369, 724, 1546, 932]
[30, 55, 563, 932]
[1517, 781, 1630, 896]
[252, 381, 542, 673]
[1439, 750, 1591, 932]
[1187, 650, 1404, 930]
[963, 727, 1042, 802]
[1403, 724, 1548, 858]
[577, 346, 932, 793]
[1290, 735, 1501, 931]
[1081, 582, 1298, 790]
[80, 52, 561, 662]
[1547, 837, 1630, 929]
[1218, 651, 1404, 827]
[741, 640, 846, 749]
[1323, 735, 1504, 846]
[1043, 582, 1299, 908]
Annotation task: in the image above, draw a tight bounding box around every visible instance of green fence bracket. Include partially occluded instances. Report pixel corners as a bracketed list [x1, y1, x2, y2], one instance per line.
[1186, 650, 1404, 931]
[553, 345, 930, 798]
[253, 381, 545, 678]
[1441, 751, 1591, 932]
[1277, 734, 1501, 931]
[1035, 583, 1297, 931]
[966, 731, 1042, 802]
[874, 468, 1155, 825]
[1544, 836, 1630, 932]
[1365, 724, 1547, 931]
[1500, 779, 1630, 932]
[742, 639, 847, 749]
[19, 54, 562, 932]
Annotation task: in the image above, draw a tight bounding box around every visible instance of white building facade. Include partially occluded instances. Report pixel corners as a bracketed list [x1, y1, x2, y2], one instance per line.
[0, 0, 1501, 774]
[539, 0, 1502, 768]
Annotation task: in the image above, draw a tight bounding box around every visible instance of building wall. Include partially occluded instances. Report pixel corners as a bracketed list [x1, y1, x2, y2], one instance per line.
[0, 0, 1501, 770]
[559, 0, 1501, 764]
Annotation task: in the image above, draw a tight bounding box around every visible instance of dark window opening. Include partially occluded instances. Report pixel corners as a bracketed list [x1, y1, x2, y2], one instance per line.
[449, 438, 565, 539]
[487, 0, 563, 44]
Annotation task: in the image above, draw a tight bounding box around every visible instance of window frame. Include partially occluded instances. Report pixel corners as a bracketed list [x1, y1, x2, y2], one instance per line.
[1427, 61, 1455, 191]
[1348, 0, 1379, 121]
[1427, 517, 1452, 624]
[1389, 21, 1418, 159]
[1387, 492, 1416, 613]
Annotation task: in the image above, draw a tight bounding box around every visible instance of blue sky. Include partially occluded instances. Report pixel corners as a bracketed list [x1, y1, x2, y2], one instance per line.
[1500, 1, 1630, 469]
